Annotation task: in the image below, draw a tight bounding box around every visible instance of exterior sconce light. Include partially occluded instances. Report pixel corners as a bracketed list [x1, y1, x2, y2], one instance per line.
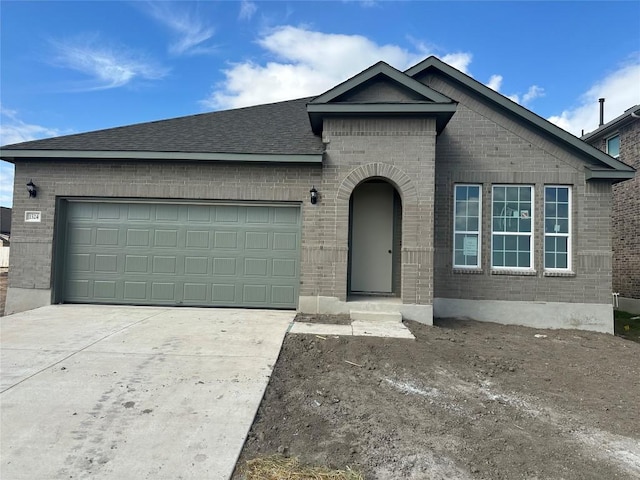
[310, 186, 318, 205]
[26, 180, 37, 198]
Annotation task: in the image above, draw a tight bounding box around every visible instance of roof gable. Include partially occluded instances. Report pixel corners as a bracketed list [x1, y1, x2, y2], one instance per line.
[310, 61, 452, 105]
[405, 56, 635, 180]
[307, 61, 457, 134]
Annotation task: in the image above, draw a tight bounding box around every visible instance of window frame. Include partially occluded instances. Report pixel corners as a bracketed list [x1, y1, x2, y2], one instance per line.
[452, 184, 482, 269]
[606, 134, 620, 158]
[491, 185, 535, 271]
[544, 185, 572, 272]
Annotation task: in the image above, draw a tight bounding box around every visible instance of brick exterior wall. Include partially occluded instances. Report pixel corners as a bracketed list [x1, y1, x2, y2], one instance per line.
[7, 73, 620, 313]
[587, 119, 640, 299]
[419, 72, 614, 305]
[9, 160, 321, 294]
[317, 117, 437, 304]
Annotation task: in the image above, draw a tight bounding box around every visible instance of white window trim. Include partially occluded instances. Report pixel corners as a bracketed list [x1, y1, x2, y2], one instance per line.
[606, 133, 620, 158]
[491, 185, 535, 271]
[453, 184, 482, 269]
[544, 185, 572, 272]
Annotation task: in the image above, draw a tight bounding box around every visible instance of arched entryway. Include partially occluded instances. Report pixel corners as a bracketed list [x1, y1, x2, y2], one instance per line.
[348, 179, 402, 297]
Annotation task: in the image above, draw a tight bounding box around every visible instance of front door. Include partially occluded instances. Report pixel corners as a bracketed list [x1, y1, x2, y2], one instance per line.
[350, 182, 394, 293]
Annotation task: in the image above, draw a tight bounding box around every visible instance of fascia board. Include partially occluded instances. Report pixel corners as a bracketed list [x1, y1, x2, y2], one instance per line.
[310, 62, 453, 105]
[406, 57, 635, 174]
[0, 150, 323, 163]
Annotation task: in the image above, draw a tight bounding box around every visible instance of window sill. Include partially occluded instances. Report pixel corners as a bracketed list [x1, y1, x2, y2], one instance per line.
[490, 269, 537, 276]
[543, 271, 576, 277]
[453, 268, 483, 274]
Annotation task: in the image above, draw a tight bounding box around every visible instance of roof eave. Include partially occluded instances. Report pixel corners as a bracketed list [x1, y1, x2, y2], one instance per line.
[0, 150, 323, 164]
[307, 103, 458, 134]
[405, 57, 635, 175]
[585, 167, 635, 181]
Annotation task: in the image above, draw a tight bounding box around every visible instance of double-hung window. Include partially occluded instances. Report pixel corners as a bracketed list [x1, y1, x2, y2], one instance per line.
[453, 185, 481, 268]
[606, 134, 620, 158]
[544, 186, 571, 270]
[491, 185, 533, 269]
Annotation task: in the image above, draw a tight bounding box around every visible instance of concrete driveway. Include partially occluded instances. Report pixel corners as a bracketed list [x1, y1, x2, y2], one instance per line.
[0, 305, 294, 479]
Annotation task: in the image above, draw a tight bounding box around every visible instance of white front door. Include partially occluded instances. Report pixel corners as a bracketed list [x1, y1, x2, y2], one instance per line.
[350, 182, 394, 293]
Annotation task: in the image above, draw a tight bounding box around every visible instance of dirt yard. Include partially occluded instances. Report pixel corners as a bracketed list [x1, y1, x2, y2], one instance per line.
[233, 316, 640, 480]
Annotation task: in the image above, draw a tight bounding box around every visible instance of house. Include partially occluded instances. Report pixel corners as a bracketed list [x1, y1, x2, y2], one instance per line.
[582, 104, 640, 314]
[0, 57, 634, 331]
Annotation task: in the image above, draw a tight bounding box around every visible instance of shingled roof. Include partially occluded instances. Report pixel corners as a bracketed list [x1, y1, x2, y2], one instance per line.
[1, 97, 323, 157]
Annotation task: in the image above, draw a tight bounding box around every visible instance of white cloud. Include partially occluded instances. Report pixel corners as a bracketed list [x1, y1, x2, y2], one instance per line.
[144, 2, 216, 55]
[202, 26, 472, 110]
[487, 74, 503, 92]
[0, 106, 63, 145]
[548, 56, 640, 136]
[239, 1, 257, 21]
[522, 85, 544, 105]
[0, 106, 68, 208]
[485, 74, 544, 107]
[50, 34, 167, 90]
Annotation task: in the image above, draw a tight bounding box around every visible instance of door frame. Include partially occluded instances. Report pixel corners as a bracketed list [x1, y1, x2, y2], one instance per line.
[347, 179, 402, 297]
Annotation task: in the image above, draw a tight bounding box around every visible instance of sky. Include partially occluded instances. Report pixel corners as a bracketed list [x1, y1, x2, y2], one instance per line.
[1, 0, 639, 207]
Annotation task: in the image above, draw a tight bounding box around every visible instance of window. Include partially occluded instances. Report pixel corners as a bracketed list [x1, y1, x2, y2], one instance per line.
[453, 185, 481, 268]
[544, 186, 571, 270]
[606, 134, 620, 158]
[492, 185, 533, 269]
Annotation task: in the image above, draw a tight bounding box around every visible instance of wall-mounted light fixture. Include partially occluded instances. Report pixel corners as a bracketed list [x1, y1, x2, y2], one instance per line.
[310, 186, 318, 205]
[26, 180, 37, 198]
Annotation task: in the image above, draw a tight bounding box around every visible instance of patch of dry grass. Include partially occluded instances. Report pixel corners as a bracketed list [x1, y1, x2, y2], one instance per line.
[239, 455, 364, 480]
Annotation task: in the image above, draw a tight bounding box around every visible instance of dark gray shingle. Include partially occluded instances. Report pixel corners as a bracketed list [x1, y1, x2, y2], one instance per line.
[2, 97, 323, 155]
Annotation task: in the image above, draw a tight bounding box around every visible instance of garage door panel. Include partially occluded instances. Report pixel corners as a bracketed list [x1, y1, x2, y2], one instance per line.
[153, 256, 177, 274]
[93, 280, 117, 299]
[128, 204, 151, 220]
[213, 257, 237, 276]
[154, 230, 178, 247]
[213, 231, 237, 249]
[183, 283, 208, 302]
[70, 227, 92, 245]
[95, 255, 118, 273]
[272, 258, 297, 277]
[272, 285, 296, 305]
[186, 230, 210, 248]
[187, 205, 211, 222]
[243, 285, 267, 303]
[244, 258, 268, 277]
[127, 229, 151, 247]
[124, 282, 147, 300]
[273, 232, 298, 250]
[156, 205, 179, 221]
[97, 204, 120, 220]
[125, 255, 149, 273]
[212, 284, 236, 303]
[151, 283, 175, 301]
[184, 256, 208, 275]
[245, 232, 269, 249]
[215, 206, 239, 223]
[63, 202, 299, 308]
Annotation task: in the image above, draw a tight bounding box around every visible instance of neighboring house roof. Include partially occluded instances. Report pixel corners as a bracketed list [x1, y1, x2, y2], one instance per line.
[0, 97, 324, 163]
[581, 104, 640, 141]
[0, 56, 635, 181]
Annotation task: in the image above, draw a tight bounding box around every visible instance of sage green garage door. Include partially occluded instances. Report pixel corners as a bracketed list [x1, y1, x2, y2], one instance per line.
[62, 201, 300, 308]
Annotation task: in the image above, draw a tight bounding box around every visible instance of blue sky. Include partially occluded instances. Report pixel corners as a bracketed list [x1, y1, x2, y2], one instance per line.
[1, 0, 639, 207]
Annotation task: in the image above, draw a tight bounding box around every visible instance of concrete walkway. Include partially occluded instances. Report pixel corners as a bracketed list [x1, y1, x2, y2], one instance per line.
[0, 305, 294, 480]
[289, 319, 415, 339]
